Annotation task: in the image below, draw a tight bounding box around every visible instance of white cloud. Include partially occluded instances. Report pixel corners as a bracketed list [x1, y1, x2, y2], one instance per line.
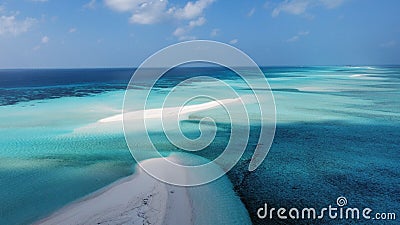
[177, 35, 196, 41]
[0, 15, 37, 36]
[173, 26, 196, 40]
[105, 0, 215, 24]
[69, 27, 77, 33]
[105, 0, 132, 11]
[298, 31, 309, 36]
[41, 35, 49, 43]
[286, 35, 299, 42]
[84, 0, 97, 9]
[188, 16, 205, 27]
[105, 0, 168, 24]
[210, 28, 219, 37]
[272, 0, 311, 17]
[173, 17, 206, 39]
[33, 35, 49, 51]
[129, 0, 169, 24]
[286, 30, 309, 42]
[174, 0, 215, 20]
[271, 0, 346, 17]
[105, 0, 143, 11]
[173, 27, 186, 36]
[172, 2, 213, 40]
[229, 39, 238, 44]
[105, 0, 215, 40]
[247, 8, 256, 17]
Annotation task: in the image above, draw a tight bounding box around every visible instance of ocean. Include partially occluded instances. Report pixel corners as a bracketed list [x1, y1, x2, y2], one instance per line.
[0, 66, 399, 224]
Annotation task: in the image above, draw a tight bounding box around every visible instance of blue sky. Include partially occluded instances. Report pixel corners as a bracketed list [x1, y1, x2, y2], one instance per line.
[0, 0, 399, 68]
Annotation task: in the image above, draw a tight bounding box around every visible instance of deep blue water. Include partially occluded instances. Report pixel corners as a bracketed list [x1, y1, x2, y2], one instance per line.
[0, 68, 133, 106]
[0, 67, 239, 106]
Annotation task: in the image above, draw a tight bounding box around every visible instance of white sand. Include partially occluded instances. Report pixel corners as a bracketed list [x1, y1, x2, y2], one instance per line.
[350, 74, 366, 78]
[44, 98, 253, 224]
[71, 97, 248, 135]
[35, 154, 252, 225]
[35, 156, 192, 225]
[99, 97, 241, 123]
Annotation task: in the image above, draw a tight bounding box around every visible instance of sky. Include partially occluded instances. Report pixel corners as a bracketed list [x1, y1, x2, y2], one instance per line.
[0, 0, 399, 68]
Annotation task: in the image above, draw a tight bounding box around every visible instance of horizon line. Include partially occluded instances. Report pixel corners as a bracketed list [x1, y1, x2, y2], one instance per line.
[1, 64, 400, 70]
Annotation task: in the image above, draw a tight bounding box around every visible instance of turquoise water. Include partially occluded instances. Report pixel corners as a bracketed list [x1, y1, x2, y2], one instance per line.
[0, 66, 399, 224]
[0, 91, 135, 225]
